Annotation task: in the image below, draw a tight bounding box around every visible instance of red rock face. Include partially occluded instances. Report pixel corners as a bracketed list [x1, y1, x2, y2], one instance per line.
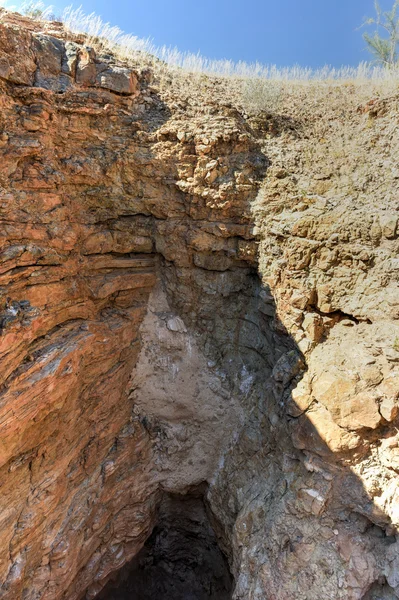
[0, 20, 160, 600]
[2, 12, 398, 600]
[0, 13, 265, 600]
[0, 87, 159, 593]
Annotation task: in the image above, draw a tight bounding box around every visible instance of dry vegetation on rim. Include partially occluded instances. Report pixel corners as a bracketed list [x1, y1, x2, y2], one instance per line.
[1, 3, 397, 230]
[0, 1, 398, 117]
[0, 1, 398, 198]
[0, 2, 397, 191]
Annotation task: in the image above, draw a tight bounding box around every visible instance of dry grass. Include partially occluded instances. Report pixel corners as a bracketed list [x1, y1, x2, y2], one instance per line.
[1, 3, 398, 114]
[6, 3, 398, 81]
[62, 7, 399, 84]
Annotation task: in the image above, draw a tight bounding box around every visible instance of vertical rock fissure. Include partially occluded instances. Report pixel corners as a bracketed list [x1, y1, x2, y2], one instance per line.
[95, 490, 234, 600]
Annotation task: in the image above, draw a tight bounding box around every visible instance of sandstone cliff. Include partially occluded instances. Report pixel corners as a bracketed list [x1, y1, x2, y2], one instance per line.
[0, 10, 398, 600]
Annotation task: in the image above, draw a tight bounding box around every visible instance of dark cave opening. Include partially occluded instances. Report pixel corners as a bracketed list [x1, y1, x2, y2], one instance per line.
[96, 493, 234, 600]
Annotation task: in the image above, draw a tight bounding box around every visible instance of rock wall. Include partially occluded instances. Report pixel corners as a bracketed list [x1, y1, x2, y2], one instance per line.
[96, 492, 234, 600]
[0, 11, 398, 600]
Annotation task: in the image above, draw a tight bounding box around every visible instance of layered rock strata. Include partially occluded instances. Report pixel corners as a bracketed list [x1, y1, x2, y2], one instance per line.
[0, 11, 398, 600]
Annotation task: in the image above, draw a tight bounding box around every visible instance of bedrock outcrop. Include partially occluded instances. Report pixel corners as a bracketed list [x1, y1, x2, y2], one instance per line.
[0, 11, 398, 600]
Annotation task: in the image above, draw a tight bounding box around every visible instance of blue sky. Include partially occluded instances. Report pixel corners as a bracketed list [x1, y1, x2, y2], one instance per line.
[20, 0, 396, 67]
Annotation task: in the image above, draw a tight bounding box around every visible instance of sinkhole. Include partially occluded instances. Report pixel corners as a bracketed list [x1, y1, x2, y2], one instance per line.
[96, 492, 234, 600]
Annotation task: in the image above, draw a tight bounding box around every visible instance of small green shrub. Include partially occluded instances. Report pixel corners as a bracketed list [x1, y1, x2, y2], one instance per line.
[240, 78, 282, 115]
[362, 0, 399, 66]
[21, 1, 55, 20]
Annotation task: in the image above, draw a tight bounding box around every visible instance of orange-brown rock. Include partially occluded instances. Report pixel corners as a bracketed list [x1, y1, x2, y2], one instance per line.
[0, 11, 266, 599]
[0, 10, 398, 600]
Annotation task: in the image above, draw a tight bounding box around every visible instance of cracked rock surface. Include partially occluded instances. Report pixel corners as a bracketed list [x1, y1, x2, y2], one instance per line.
[0, 10, 398, 600]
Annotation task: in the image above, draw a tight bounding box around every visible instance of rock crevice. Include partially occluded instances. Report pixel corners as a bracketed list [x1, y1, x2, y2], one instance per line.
[0, 11, 398, 600]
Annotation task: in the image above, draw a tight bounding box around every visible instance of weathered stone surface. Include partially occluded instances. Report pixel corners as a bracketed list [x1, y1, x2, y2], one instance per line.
[0, 10, 398, 600]
[0, 22, 36, 84]
[0, 13, 264, 599]
[74, 46, 138, 94]
[95, 65, 138, 94]
[33, 33, 73, 91]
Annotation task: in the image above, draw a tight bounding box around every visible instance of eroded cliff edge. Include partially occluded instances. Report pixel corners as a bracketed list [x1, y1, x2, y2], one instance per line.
[0, 12, 398, 600]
